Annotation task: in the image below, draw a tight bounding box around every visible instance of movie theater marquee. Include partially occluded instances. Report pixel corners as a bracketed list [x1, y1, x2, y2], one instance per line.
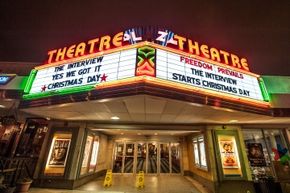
[23, 28, 268, 103]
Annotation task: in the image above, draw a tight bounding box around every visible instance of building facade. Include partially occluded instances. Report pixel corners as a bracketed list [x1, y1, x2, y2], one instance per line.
[0, 27, 290, 193]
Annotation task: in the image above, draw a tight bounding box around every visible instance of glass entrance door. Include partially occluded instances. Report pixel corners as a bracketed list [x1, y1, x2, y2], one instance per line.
[171, 143, 181, 173]
[147, 142, 158, 173]
[113, 143, 124, 173]
[124, 143, 134, 173]
[160, 143, 170, 173]
[136, 143, 146, 172]
[113, 142, 181, 174]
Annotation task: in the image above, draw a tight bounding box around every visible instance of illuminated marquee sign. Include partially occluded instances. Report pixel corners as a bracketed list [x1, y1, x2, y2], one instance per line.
[156, 49, 263, 101]
[45, 27, 250, 72]
[28, 48, 137, 95]
[23, 28, 269, 105]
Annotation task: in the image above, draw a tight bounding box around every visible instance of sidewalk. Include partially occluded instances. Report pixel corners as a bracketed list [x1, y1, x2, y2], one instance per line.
[29, 175, 202, 193]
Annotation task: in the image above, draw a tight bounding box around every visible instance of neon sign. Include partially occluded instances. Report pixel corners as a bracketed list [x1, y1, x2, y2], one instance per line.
[0, 75, 15, 85]
[45, 27, 250, 72]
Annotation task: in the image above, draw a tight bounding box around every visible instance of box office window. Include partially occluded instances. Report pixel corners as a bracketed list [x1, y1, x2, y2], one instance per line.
[80, 135, 99, 175]
[192, 135, 207, 170]
[44, 132, 72, 176]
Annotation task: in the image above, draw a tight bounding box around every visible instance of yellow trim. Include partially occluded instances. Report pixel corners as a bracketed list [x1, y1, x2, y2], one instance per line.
[95, 76, 270, 108]
[35, 42, 147, 70]
[35, 41, 259, 78]
[149, 42, 260, 78]
[0, 74, 17, 76]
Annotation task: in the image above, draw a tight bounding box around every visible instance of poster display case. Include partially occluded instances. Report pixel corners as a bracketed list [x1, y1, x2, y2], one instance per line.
[218, 139, 240, 169]
[80, 135, 93, 175]
[80, 134, 100, 175]
[89, 138, 100, 172]
[44, 132, 72, 176]
[215, 130, 245, 179]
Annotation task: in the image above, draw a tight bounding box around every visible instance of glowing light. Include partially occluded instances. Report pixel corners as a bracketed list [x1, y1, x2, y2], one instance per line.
[94, 76, 269, 108]
[23, 69, 37, 93]
[136, 46, 156, 77]
[110, 116, 120, 120]
[259, 78, 270, 101]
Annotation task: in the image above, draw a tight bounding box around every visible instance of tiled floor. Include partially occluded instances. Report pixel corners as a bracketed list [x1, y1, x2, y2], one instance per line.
[29, 175, 202, 193]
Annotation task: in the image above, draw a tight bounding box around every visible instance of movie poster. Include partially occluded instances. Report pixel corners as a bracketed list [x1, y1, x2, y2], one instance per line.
[247, 143, 266, 166]
[48, 138, 71, 167]
[82, 136, 93, 167]
[219, 140, 239, 168]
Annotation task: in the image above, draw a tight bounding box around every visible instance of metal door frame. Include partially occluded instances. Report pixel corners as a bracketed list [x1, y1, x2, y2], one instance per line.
[112, 140, 182, 175]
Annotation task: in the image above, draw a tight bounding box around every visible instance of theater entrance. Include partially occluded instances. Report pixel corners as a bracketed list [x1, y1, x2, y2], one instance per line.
[112, 141, 181, 174]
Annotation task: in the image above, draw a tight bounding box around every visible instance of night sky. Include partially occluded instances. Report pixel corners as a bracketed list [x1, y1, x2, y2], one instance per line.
[0, 0, 290, 75]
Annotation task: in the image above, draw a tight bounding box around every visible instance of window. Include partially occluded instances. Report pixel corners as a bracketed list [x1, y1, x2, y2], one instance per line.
[192, 135, 207, 170]
[242, 129, 290, 181]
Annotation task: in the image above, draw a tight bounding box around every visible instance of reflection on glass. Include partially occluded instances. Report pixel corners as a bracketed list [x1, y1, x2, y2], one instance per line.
[193, 136, 207, 170]
[160, 143, 170, 173]
[125, 144, 134, 156]
[124, 143, 134, 173]
[171, 143, 181, 173]
[243, 129, 283, 181]
[124, 157, 134, 173]
[113, 143, 124, 173]
[199, 137, 207, 167]
[137, 143, 146, 172]
[81, 135, 93, 175]
[264, 130, 284, 161]
[148, 143, 157, 173]
[193, 142, 199, 165]
[89, 137, 99, 172]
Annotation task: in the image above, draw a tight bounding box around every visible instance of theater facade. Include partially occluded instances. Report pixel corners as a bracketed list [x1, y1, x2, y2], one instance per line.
[1, 27, 290, 193]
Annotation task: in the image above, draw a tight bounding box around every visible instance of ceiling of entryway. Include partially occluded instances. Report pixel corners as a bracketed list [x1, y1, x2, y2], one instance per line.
[20, 94, 290, 125]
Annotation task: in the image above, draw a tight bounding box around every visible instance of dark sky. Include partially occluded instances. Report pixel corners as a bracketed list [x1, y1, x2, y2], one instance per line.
[0, 0, 290, 75]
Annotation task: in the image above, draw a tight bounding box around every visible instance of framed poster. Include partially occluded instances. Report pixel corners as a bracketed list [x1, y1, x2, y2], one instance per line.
[219, 140, 239, 168]
[193, 142, 199, 165]
[82, 136, 93, 167]
[89, 139, 99, 172]
[247, 143, 266, 166]
[48, 138, 71, 167]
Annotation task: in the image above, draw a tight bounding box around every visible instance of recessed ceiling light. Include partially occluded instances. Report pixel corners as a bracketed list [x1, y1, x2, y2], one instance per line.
[154, 133, 158, 135]
[111, 116, 120, 120]
[190, 103, 203, 107]
[0, 105, 5, 108]
[229, 120, 238, 123]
